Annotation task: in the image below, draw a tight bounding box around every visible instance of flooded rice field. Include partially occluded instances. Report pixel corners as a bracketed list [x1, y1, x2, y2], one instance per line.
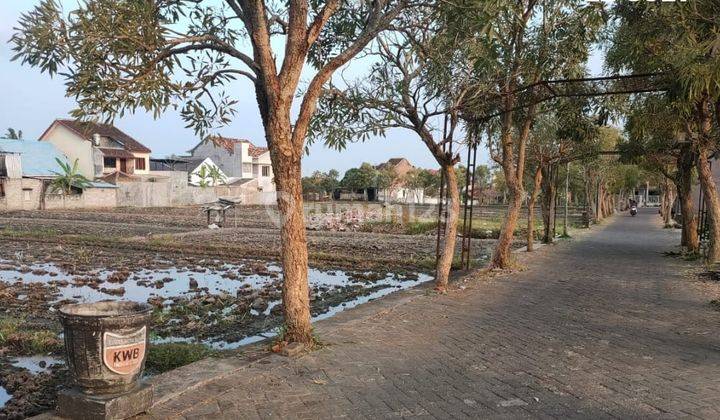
[0, 239, 433, 417]
[0, 387, 9, 410]
[0, 256, 431, 347]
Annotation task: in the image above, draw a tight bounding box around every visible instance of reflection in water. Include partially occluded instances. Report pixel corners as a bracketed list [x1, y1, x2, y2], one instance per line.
[0, 386, 10, 408]
[10, 355, 64, 374]
[0, 258, 433, 348]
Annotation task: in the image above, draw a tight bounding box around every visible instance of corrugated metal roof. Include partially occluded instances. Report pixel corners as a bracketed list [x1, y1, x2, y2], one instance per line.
[0, 138, 68, 177]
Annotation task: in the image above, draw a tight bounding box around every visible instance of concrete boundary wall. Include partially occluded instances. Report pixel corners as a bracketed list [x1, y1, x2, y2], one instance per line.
[115, 172, 276, 207]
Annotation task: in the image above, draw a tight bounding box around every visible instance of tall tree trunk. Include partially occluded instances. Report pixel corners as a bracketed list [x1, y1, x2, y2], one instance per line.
[663, 187, 676, 227]
[697, 148, 720, 263]
[541, 165, 556, 243]
[491, 182, 522, 268]
[527, 166, 543, 252]
[435, 165, 460, 292]
[585, 175, 595, 223]
[267, 128, 313, 344]
[677, 144, 699, 253]
[659, 178, 676, 227]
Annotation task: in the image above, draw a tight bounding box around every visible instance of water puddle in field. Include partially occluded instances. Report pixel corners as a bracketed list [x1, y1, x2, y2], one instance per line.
[0, 387, 9, 408]
[0, 260, 429, 305]
[0, 258, 433, 348]
[10, 356, 64, 374]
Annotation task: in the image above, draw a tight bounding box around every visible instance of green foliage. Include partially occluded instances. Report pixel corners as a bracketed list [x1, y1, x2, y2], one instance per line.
[146, 342, 216, 374]
[207, 165, 226, 186]
[4, 128, 23, 139]
[606, 1, 720, 112]
[195, 165, 210, 188]
[341, 163, 382, 191]
[0, 317, 62, 355]
[11, 0, 407, 136]
[49, 158, 92, 194]
[302, 169, 340, 196]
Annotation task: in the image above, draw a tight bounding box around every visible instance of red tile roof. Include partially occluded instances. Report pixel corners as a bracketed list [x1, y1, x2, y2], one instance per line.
[98, 147, 135, 159]
[205, 135, 250, 154]
[193, 135, 268, 157]
[248, 144, 269, 158]
[44, 119, 151, 153]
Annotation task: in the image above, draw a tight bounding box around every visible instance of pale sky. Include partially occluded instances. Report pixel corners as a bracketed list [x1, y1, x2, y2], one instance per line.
[0, 1, 604, 176]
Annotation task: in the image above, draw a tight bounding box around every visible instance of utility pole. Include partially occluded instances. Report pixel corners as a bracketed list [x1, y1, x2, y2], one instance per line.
[564, 162, 570, 236]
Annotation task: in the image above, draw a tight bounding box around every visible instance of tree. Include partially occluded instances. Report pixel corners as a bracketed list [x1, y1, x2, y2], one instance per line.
[446, 0, 603, 268]
[606, 1, 720, 261]
[311, 7, 469, 291]
[321, 169, 340, 197]
[4, 128, 23, 139]
[196, 165, 211, 188]
[13, 0, 413, 345]
[620, 97, 694, 240]
[208, 165, 227, 186]
[49, 158, 92, 195]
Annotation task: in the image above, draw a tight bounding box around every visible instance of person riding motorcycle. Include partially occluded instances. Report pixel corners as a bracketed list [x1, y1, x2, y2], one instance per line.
[629, 199, 638, 216]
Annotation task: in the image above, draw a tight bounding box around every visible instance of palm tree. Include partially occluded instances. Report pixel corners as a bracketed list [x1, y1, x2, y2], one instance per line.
[49, 158, 91, 194]
[5, 128, 23, 139]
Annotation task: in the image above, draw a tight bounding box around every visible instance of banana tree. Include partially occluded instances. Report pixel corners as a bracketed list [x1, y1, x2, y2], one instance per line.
[50, 158, 92, 195]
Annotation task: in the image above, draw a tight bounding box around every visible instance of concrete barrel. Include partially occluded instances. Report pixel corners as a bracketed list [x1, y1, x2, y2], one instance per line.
[59, 301, 152, 395]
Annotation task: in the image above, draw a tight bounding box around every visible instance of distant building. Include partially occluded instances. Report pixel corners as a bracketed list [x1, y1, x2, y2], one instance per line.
[187, 136, 275, 192]
[0, 138, 116, 210]
[39, 119, 152, 179]
[375, 158, 426, 204]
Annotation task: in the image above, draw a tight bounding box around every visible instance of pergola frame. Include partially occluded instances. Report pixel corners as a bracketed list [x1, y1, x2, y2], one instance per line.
[438, 72, 671, 269]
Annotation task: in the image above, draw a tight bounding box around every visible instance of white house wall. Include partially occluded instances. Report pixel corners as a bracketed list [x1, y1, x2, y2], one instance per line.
[40, 124, 95, 179]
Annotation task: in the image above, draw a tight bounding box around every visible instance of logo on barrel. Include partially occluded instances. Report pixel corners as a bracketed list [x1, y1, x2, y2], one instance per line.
[102, 327, 146, 375]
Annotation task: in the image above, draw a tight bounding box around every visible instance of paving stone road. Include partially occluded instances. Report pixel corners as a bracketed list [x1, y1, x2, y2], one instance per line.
[146, 209, 720, 419]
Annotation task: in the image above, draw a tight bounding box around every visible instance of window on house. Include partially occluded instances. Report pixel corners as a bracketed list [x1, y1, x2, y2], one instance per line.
[262, 166, 270, 177]
[135, 158, 146, 170]
[103, 157, 117, 168]
[23, 188, 32, 201]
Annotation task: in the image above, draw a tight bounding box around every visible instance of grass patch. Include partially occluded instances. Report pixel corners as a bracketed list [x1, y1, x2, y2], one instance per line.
[148, 235, 178, 247]
[404, 221, 438, 235]
[0, 317, 62, 355]
[0, 227, 63, 239]
[146, 342, 216, 374]
[416, 255, 464, 271]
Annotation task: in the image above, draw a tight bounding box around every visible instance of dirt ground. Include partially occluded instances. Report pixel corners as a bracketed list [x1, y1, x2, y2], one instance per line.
[0, 205, 500, 270]
[0, 204, 518, 418]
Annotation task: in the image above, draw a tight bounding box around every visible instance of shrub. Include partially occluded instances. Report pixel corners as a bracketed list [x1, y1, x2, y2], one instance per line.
[146, 342, 216, 374]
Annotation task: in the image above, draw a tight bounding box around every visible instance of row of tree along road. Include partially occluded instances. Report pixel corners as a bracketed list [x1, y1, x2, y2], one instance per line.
[11, 0, 720, 348]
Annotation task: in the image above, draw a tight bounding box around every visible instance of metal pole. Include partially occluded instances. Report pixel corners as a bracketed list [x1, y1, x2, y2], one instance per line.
[553, 165, 558, 238]
[466, 141, 479, 269]
[563, 162, 569, 236]
[460, 143, 473, 269]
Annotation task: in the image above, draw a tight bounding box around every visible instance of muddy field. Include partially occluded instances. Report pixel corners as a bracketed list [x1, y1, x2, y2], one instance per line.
[0, 205, 503, 269]
[0, 204, 524, 418]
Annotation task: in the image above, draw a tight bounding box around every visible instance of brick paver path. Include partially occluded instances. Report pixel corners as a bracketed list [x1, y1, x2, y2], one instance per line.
[148, 210, 720, 419]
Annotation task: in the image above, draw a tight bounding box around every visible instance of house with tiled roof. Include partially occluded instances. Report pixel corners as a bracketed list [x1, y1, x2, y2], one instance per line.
[187, 136, 275, 192]
[39, 119, 152, 179]
[374, 158, 426, 204]
[0, 138, 117, 210]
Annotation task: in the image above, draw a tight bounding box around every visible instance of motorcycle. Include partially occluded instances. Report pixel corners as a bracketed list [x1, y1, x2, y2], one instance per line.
[630, 206, 637, 217]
